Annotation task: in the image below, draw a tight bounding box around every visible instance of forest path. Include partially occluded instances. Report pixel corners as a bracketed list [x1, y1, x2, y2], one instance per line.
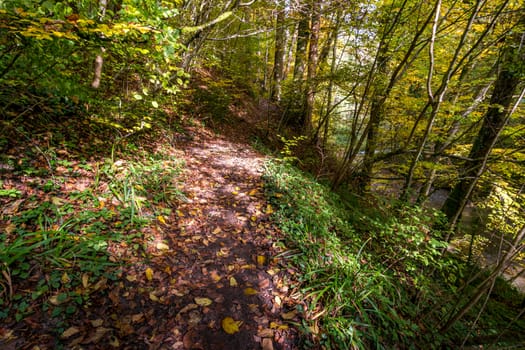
[135, 124, 300, 349]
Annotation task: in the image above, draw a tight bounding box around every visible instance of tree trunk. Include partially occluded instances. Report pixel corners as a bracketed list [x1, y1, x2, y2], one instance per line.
[271, 6, 286, 102]
[441, 26, 524, 228]
[303, 0, 320, 133]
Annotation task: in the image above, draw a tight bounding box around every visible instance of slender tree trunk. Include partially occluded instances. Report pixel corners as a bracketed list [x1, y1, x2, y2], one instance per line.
[441, 11, 524, 227]
[303, 0, 320, 133]
[271, 5, 286, 102]
[91, 0, 108, 89]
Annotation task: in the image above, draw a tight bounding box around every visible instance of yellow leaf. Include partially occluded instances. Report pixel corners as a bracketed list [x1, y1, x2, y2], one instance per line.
[61, 272, 71, 284]
[274, 193, 283, 198]
[229, 277, 238, 287]
[195, 297, 213, 306]
[156, 242, 170, 251]
[126, 274, 137, 282]
[176, 210, 185, 217]
[266, 204, 274, 214]
[149, 292, 160, 302]
[157, 215, 167, 224]
[244, 287, 258, 296]
[212, 227, 222, 234]
[269, 322, 288, 330]
[250, 215, 257, 222]
[248, 189, 258, 196]
[221, 317, 243, 334]
[210, 271, 221, 282]
[257, 255, 266, 266]
[145, 267, 154, 281]
[232, 191, 239, 195]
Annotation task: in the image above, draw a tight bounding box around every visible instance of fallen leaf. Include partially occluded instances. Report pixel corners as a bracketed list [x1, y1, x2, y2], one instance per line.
[82, 273, 90, 288]
[90, 319, 104, 327]
[221, 317, 242, 334]
[212, 227, 222, 234]
[274, 295, 282, 306]
[4, 223, 16, 235]
[131, 314, 144, 323]
[145, 267, 154, 281]
[83, 327, 111, 344]
[149, 292, 160, 302]
[281, 310, 297, 320]
[244, 287, 258, 296]
[210, 270, 221, 282]
[269, 322, 288, 330]
[179, 303, 198, 313]
[195, 297, 213, 306]
[156, 242, 170, 251]
[265, 204, 274, 215]
[126, 274, 137, 282]
[157, 215, 167, 224]
[257, 328, 274, 338]
[262, 338, 274, 350]
[248, 189, 258, 196]
[257, 255, 266, 266]
[229, 277, 238, 287]
[61, 326, 80, 339]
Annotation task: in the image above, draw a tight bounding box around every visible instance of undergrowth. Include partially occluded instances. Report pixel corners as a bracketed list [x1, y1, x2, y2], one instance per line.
[0, 93, 185, 326]
[262, 159, 525, 349]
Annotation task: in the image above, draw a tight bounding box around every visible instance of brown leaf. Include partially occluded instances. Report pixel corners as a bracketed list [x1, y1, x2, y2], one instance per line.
[281, 310, 297, 320]
[262, 338, 274, 350]
[61, 326, 80, 339]
[257, 328, 274, 338]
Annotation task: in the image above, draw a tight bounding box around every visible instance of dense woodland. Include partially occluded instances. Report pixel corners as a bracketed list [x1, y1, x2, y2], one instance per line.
[1, 0, 525, 348]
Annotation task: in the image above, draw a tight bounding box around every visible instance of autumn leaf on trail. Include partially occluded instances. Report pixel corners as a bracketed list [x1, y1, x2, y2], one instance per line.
[281, 310, 297, 320]
[229, 276, 238, 286]
[221, 317, 243, 334]
[195, 297, 213, 306]
[270, 322, 289, 330]
[244, 287, 258, 296]
[210, 270, 221, 282]
[156, 242, 170, 251]
[248, 189, 258, 196]
[257, 255, 266, 266]
[265, 204, 274, 214]
[145, 267, 154, 281]
[60, 326, 80, 339]
[157, 215, 167, 224]
[212, 227, 222, 234]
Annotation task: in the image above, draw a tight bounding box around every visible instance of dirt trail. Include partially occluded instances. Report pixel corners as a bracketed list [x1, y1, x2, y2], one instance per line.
[114, 125, 300, 349]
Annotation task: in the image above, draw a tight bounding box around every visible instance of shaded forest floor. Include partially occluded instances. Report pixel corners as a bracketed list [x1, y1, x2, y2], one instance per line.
[0, 84, 304, 349]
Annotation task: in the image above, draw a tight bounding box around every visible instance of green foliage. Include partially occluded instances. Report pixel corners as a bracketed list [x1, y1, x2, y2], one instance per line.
[262, 160, 523, 348]
[278, 135, 307, 164]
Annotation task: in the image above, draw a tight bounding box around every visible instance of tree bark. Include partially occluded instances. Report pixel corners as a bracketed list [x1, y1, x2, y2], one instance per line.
[271, 5, 286, 102]
[441, 23, 524, 228]
[303, 0, 320, 133]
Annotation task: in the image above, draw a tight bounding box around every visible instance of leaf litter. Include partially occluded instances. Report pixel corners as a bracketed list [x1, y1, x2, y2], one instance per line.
[0, 120, 301, 349]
